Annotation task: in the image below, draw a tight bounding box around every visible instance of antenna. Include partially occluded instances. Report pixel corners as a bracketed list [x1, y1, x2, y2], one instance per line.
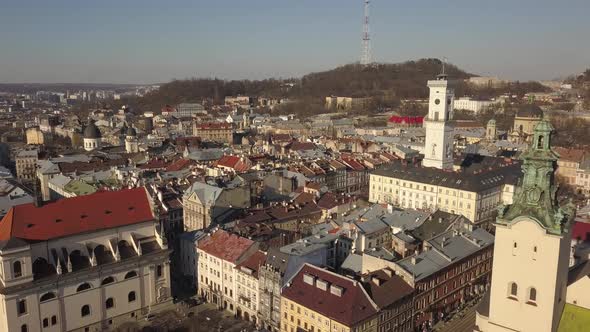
[441, 57, 447, 75]
[360, 0, 371, 65]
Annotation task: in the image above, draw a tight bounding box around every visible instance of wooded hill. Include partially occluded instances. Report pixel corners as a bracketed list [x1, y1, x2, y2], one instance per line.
[124, 58, 551, 113]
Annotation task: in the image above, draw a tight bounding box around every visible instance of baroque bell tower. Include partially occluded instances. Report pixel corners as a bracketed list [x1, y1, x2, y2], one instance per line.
[475, 120, 575, 332]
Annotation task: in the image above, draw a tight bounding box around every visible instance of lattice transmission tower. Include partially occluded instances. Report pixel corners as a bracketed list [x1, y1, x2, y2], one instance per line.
[360, 0, 371, 65]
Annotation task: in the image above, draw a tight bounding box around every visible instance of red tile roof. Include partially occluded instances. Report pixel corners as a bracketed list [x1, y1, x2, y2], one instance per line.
[388, 115, 424, 125]
[573, 221, 590, 242]
[282, 264, 379, 327]
[0, 188, 154, 242]
[236, 250, 267, 278]
[139, 158, 170, 170]
[554, 147, 586, 163]
[215, 155, 251, 172]
[165, 158, 194, 172]
[197, 230, 255, 263]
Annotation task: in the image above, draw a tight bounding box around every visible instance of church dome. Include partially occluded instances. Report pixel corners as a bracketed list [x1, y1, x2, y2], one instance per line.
[516, 104, 543, 118]
[126, 126, 137, 137]
[83, 120, 101, 139]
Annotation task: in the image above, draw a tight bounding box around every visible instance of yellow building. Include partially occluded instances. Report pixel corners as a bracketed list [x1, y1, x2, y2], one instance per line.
[280, 264, 379, 332]
[369, 158, 519, 223]
[193, 122, 233, 143]
[25, 127, 46, 145]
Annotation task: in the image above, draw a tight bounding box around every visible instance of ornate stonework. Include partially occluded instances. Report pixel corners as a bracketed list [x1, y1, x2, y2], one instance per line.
[496, 120, 575, 234]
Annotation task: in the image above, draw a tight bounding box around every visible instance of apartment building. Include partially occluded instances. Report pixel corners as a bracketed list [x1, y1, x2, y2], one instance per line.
[197, 230, 258, 313]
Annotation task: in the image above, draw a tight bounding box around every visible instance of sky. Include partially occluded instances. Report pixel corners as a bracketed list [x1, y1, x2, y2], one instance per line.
[0, 0, 588, 83]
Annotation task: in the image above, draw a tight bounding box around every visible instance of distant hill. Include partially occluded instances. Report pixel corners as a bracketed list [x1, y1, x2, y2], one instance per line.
[125, 58, 551, 113]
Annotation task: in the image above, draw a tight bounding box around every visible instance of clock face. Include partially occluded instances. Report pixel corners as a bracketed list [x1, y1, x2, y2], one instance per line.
[435, 99, 440, 105]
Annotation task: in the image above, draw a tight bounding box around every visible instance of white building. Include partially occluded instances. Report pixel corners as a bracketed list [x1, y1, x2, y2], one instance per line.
[423, 74, 455, 170]
[454, 97, 495, 114]
[0, 187, 172, 332]
[235, 250, 266, 324]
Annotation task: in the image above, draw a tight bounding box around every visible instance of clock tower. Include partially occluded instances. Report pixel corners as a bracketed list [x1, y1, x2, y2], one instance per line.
[475, 120, 576, 332]
[422, 73, 455, 170]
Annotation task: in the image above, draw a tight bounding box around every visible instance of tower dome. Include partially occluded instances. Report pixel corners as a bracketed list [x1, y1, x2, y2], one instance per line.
[83, 120, 101, 139]
[516, 104, 543, 118]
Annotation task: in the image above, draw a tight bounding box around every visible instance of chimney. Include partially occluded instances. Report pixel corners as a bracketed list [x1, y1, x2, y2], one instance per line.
[411, 256, 417, 265]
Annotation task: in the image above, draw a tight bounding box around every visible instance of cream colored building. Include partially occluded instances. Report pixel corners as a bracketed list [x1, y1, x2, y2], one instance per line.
[475, 121, 576, 332]
[0, 187, 172, 332]
[197, 230, 258, 314]
[369, 162, 518, 223]
[26, 127, 46, 145]
[235, 250, 266, 324]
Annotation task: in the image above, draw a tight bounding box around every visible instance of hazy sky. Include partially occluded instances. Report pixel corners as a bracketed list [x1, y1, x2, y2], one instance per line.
[1, 0, 588, 83]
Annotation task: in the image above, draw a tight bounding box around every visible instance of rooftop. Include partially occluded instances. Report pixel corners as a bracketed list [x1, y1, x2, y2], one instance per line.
[0, 187, 154, 242]
[197, 229, 255, 263]
[282, 264, 379, 327]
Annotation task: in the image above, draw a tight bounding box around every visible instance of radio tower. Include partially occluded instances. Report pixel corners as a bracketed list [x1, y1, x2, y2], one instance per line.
[360, 0, 371, 65]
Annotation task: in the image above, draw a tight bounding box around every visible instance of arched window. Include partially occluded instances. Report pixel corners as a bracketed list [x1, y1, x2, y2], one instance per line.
[21, 324, 28, 332]
[128, 291, 136, 302]
[509, 282, 518, 298]
[13, 261, 22, 278]
[529, 288, 537, 302]
[81, 305, 90, 317]
[51, 316, 57, 325]
[124, 271, 137, 279]
[40, 292, 56, 302]
[537, 135, 544, 149]
[101, 276, 115, 285]
[77, 283, 91, 292]
[43, 318, 49, 328]
[105, 298, 114, 309]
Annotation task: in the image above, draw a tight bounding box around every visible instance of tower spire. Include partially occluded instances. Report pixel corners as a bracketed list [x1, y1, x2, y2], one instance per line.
[360, 0, 371, 66]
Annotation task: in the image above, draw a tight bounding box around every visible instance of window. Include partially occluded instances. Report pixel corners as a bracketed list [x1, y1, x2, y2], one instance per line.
[17, 299, 27, 315]
[101, 276, 115, 285]
[529, 288, 537, 302]
[128, 291, 136, 302]
[40, 292, 56, 302]
[125, 271, 138, 279]
[51, 316, 57, 325]
[509, 282, 518, 298]
[81, 305, 90, 317]
[77, 283, 92, 292]
[13, 261, 22, 278]
[21, 325, 28, 332]
[43, 318, 49, 328]
[156, 265, 162, 278]
[105, 298, 114, 309]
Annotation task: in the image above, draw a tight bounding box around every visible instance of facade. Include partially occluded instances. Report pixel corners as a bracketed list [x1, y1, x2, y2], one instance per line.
[553, 147, 586, 187]
[324, 96, 371, 111]
[196, 230, 258, 313]
[281, 263, 380, 332]
[369, 160, 519, 223]
[26, 127, 47, 145]
[575, 157, 590, 196]
[0, 188, 172, 332]
[235, 250, 266, 324]
[423, 74, 455, 170]
[257, 248, 290, 332]
[182, 181, 250, 231]
[193, 122, 233, 143]
[176, 103, 205, 118]
[15, 149, 38, 181]
[475, 120, 576, 332]
[510, 105, 543, 143]
[453, 97, 495, 114]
